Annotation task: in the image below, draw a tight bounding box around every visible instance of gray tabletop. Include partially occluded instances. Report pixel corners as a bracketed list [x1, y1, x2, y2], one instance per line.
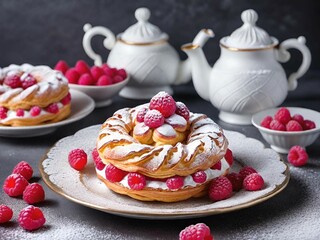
[1, 72, 319, 240]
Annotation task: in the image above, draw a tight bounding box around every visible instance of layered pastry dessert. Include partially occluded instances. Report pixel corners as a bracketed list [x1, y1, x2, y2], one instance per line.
[0, 64, 71, 126]
[96, 92, 230, 202]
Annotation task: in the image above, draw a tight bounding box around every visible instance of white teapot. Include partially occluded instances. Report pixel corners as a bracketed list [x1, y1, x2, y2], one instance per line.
[83, 7, 195, 99]
[182, 9, 311, 124]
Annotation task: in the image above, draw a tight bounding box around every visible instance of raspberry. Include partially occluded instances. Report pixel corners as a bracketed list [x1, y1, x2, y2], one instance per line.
[65, 68, 80, 84]
[224, 148, 233, 166]
[292, 114, 304, 126]
[104, 67, 118, 78]
[192, 171, 207, 184]
[136, 107, 148, 123]
[96, 75, 113, 86]
[18, 205, 46, 231]
[144, 109, 165, 128]
[243, 173, 264, 191]
[68, 148, 87, 171]
[303, 120, 316, 130]
[75, 60, 90, 75]
[3, 174, 29, 197]
[0, 205, 13, 223]
[78, 73, 94, 85]
[117, 69, 127, 79]
[175, 102, 190, 121]
[211, 160, 221, 170]
[92, 148, 105, 171]
[166, 176, 184, 190]
[16, 108, 24, 117]
[208, 176, 232, 201]
[46, 103, 59, 114]
[54, 60, 69, 74]
[30, 106, 41, 117]
[226, 173, 243, 191]
[274, 107, 291, 124]
[21, 74, 37, 89]
[23, 183, 45, 204]
[105, 164, 127, 182]
[286, 120, 303, 131]
[4, 74, 22, 88]
[149, 91, 176, 118]
[61, 92, 71, 105]
[239, 166, 257, 179]
[127, 172, 146, 190]
[270, 119, 286, 131]
[90, 66, 105, 82]
[12, 161, 33, 180]
[112, 75, 124, 84]
[287, 145, 308, 167]
[260, 115, 273, 129]
[179, 223, 213, 240]
[0, 106, 8, 119]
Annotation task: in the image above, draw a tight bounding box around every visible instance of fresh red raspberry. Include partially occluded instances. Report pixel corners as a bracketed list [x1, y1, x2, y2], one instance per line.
[54, 60, 69, 74]
[96, 75, 113, 86]
[90, 66, 105, 82]
[21, 74, 37, 89]
[112, 75, 124, 84]
[46, 103, 59, 114]
[192, 171, 207, 184]
[61, 92, 71, 105]
[18, 205, 46, 231]
[243, 173, 264, 191]
[239, 166, 257, 179]
[127, 172, 146, 190]
[144, 109, 165, 128]
[117, 69, 127, 79]
[65, 68, 80, 84]
[179, 223, 213, 240]
[303, 120, 316, 130]
[30, 106, 41, 117]
[0, 205, 13, 223]
[75, 60, 90, 75]
[136, 107, 148, 123]
[224, 148, 233, 166]
[166, 176, 184, 190]
[104, 67, 118, 78]
[78, 73, 94, 85]
[0, 106, 8, 119]
[260, 115, 273, 129]
[149, 91, 176, 118]
[12, 161, 33, 180]
[16, 108, 25, 117]
[23, 183, 45, 204]
[4, 74, 22, 88]
[226, 172, 243, 192]
[105, 164, 127, 182]
[211, 160, 221, 170]
[91, 148, 105, 170]
[292, 114, 304, 126]
[270, 119, 286, 131]
[286, 120, 303, 131]
[208, 176, 233, 201]
[68, 148, 87, 171]
[274, 107, 291, 124]
[3, 174, 29, 197]
[175, 102, 190, 121]
[287, 145, 308, 167]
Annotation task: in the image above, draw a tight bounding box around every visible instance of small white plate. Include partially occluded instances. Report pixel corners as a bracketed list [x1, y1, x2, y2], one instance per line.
[40, 125, 289, 219]
[0, 90, 95, 137]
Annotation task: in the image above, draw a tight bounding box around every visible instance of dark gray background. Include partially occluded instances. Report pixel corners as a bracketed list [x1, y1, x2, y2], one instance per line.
[0, 0, 319, 71]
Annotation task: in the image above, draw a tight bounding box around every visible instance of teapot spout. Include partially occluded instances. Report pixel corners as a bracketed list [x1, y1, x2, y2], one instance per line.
[181, 29, 214, 101]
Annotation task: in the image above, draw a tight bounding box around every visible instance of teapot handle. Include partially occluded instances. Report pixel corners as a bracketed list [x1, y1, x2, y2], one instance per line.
[276, 36, 311, 91]
[82, 24, 116, 66]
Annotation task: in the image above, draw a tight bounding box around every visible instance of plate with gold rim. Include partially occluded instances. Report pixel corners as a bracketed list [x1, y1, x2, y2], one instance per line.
[39, 125, 289, 219]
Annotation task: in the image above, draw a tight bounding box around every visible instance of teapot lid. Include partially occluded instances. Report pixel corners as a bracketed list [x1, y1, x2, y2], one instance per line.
[119, 8, 168, 44]
[221, 9, 277, 49]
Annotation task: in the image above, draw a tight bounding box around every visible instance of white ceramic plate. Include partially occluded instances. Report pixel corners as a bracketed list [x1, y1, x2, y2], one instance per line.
[40, 125, 289, 219]
[0, 90, 95, 137]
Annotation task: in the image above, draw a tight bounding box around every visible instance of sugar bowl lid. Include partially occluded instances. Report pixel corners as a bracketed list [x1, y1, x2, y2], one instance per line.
[119, 7, 168, 44]
[221, 9, 278, 49]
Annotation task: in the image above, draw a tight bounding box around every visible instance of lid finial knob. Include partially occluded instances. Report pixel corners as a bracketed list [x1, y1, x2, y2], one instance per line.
[135, 7, 151, 22]
[241, 9, 258, 26]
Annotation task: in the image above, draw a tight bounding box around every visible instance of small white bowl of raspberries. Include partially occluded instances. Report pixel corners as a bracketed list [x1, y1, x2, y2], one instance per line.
[252, 107, 320, 153]
[54, 60, 129, 107]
